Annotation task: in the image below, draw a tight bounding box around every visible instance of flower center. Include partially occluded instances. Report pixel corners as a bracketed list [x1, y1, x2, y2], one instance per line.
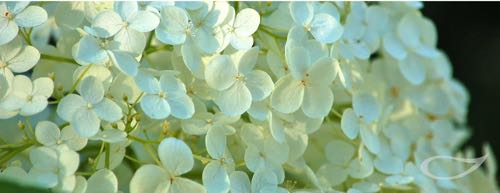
[87, 103, 93, 109]
[26, 95, 33, 102]
[159, 92, 167, 99]
[234, 73, 245, 81]
[3, 11, 13, 20]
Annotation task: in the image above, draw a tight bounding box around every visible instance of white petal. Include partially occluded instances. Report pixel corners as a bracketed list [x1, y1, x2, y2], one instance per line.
[206, 127, 227, 159]
[155, 6, 189, 45]
[35, 121, 60, 147]
[91, 129, 127, 143]
[129, 11, 160, 32]
[234, 8, 260, 37]
[7, 45, 40, 73]
[73, 36, 108, 65]
[130, 165, 168, 193]
[230, 35, 254, 50]
[20, 95, 47, 116]
[0, 18, 18, 45]
[245, 70, 274, 101]
[310, 13, 343, 43]
[205, 55, 237, 91]
[72, 108, 100, 138]
[134, 69, 160, 94]
[286, 46, 309, 80]
[231, 46, 259, 75]
[114, 1, 138, 20]
[56, 94, 86, 121]
[289, 2, 313, 26]
[140, 94, 170, 119]
[271, 75, 304, 114]
[374, 155, 404, 175]
[78, 76, 104, 104]
[181, 41, 204, 79]
[340, 108, 360, 140]
[14, 6, 47, 27]
[397, 13, 421, 48]
[32, 77, 53, 98]
[202, 161, 230, 193]
[85, 169, 118, 193]
[399, 54, 425, 85]
[307, 57, 339, 85]
[214, 81, 252, 116]
[61, 126, 88, 151]
[349, 147, 374, 179]
[108, 51, 139, 76]
[383, 32, 407, 61]
[92, 11, 123, 38]
[167, 93, 195, 119]
[170, 177, 207, 193]
[158, 137, 194, 176]
[93, 98, 123, 122]
[229, 171, 251, 193]
[352, 92, 380, 124]
[114, 28, 146, 55]
[302, 85, 333, 118]
[360, 125, 380, 154]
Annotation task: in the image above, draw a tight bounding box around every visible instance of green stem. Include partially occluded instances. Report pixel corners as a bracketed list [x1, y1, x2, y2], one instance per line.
[105, 143, 110, 169]
[128, 135, 160, 144]
[0, 143, 32, 166]
[144, 45, 173, 55]
[69, 64, 93, 94]
[41, 54, 78, 65]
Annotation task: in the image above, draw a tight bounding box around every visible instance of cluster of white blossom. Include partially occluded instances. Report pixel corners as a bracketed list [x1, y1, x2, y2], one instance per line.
[0, 1, 498, 193]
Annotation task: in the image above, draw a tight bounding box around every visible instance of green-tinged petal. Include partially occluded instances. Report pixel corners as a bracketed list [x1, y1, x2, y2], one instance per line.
[56, 94, 86, 121]
[92, 10, 123, 38]
[202, 161, 230, 193]
[35, 121, 60, 147]
[14, 6, 47, 27]
[229, 171, 251, 193]
[78, 76, 104, 104]
[7, 45, 40, 73]
[130, 165, 168, 193]
[310, 13, 343, 43]
[352, 92, 380, 124]
[302, 84, 333, 118]
[271, 75, 304, 114]
[341, 108, 360, 140]
[206, 127, 226, 159]
[0, 18, 18, 45]
[245, 70, 274, 101]
[214, 81, 252, 116]
[108, 51, 139, 76]
[93, 98, 123, 122]
[170, 177, 207, 193]
[85, 169, 118, 193]
[158, 137, 194, 176]
[289, 2, 313, 26]
[129, 11, 160, 32]
[205, 55, 237, 91]
[140, 94, 170, 119]
[71, 108, 100, 138]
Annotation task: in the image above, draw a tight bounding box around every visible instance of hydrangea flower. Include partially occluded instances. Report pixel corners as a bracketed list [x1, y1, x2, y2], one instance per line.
[221, 8, 260, 50]
[129, 137, 206, 193]
[135, 70, 194, 119]
[0, 75, 53, 117]
[0, 2, 48, 45]
[57, 76, 123, 137]
[289, 2, 343, 44]
[271, 46, 339, 118]
[205, 47, 274, 116]
[92, 1, 160, 55]
[0, 37, 40, 76]
[35, 121, 88, 151]
[73, 34, 140, 76]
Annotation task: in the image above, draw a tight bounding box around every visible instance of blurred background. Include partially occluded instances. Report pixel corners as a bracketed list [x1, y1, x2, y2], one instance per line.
[423, 2, 500, 178]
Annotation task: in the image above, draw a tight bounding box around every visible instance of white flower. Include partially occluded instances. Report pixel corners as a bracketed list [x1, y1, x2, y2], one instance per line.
[205, 47, 274, 116]
[0, 2, 48, 45]
[271, 45, 339, 118]
[289, 2, 343, 44]
[221, 8, 260, 50]
[0, 75, 53, 117]
[29, 145, 80, 189]
[57, 76, 123, 137]
[135, 69, 195, 119]
[0, 37, 40, 75]
[229, 170, 289, 193]
[130, 137, 206, 193]
[92, 1, 160, 55]
[35, 121, 88, 151]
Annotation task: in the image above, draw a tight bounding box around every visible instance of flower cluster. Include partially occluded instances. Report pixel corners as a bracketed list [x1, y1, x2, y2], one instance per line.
[0, 1, 498, 193]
